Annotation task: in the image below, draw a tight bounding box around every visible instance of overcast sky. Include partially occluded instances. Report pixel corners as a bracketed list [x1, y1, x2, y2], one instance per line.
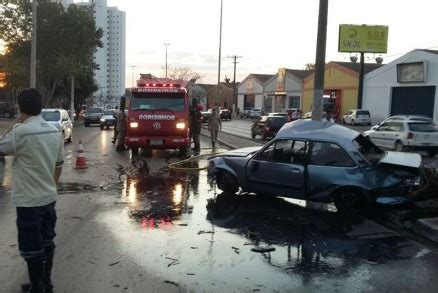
[79, 0, 438, 86]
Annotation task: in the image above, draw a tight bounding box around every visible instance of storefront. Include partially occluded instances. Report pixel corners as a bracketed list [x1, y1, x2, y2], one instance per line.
[263, 68, 313, 112]
[363, 49, 438, 123]
[237, 74, 273, 111]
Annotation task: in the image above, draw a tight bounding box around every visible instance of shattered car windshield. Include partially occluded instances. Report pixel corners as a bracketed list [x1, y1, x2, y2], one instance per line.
[352, 135, 385, 165]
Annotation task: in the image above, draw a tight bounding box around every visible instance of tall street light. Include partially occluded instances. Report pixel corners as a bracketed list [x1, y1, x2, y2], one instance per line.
[130, 65, 136, 88]
[164, 43, 170, 78]
[216, 0, 223, 108]
[30, 0, 37, 88]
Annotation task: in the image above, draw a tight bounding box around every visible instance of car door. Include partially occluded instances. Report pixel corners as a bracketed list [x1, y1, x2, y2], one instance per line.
[246, 139, 307, 198]
[384, 122, 404, 148]
[368, 122, 390, 147]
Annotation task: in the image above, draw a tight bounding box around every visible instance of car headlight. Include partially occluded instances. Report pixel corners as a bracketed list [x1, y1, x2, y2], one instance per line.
[176, 122, 186, 129]
[100, 118, 105, 122]
[130, 122, 138, 128]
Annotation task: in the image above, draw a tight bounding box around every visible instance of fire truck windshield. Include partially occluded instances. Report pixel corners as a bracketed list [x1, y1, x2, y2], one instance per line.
[130, 93, 185, 112]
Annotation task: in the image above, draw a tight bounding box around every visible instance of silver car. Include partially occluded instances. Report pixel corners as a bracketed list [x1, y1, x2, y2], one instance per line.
[209, 120, 423, 212]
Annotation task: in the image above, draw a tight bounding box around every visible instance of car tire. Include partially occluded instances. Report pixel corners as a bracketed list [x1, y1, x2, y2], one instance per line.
[100, 125, 104, 130]
[342, 119, 346, 125]
[427, 150, 437, 157]
[251, 131, 256, 139]
[394, 141, 405, 152]
[367, 122, 371, 126]
[334, 188, 368, 214]
[84, 123, 89, 127]
[351, 120, 355, 126]
[4, 112, 11, 118]
[216, 171, 239, 194]
[67, 133, 72, 143]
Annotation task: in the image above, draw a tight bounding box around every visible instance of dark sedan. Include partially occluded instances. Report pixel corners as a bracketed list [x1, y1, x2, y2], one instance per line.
[251, 115, 288, 140]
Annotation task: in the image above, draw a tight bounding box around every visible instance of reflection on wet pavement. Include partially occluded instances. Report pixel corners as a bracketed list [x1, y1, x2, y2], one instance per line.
[93, 152, 438, 292]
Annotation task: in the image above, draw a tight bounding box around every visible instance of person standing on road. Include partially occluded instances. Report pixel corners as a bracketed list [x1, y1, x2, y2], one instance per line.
[0, 88, 64, 293]
[208, 107, 222, 148]
[116, 96, 127, 152]
[191, 104, 203, 152]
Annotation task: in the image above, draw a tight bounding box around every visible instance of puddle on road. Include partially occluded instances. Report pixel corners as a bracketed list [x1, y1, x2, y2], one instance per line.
[92, 153, 438, 292]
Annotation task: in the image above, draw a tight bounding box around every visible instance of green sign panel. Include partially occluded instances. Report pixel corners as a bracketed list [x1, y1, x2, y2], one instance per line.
[338, 24, 388, 53]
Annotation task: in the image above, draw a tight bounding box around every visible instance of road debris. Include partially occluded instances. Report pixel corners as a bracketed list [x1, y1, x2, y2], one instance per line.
[164, 280, 179, 287]
[165, 257, 180, 267]
[198, 230, 214, 235]
[108, 261, 120, 266]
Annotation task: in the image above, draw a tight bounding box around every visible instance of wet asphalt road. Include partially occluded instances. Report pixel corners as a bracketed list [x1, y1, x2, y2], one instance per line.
[1, 123, 438, 292]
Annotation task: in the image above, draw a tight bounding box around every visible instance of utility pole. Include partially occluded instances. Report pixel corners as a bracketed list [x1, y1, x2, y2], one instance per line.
[30, 0, 37, 88]
[228, 55, 243, 115]
[130, 65, 136, 88]
[164, 43, 170, 78]
[216, 0, 223, 109]
[357, 52, 365, 109]
[311, 0, 329, 121]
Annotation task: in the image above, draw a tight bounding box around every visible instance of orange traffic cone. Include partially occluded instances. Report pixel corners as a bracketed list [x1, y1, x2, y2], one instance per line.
[74, 140, 88, 169]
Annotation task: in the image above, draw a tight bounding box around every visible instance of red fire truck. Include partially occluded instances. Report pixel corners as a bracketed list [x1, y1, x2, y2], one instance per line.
[125, 76, 191, 155]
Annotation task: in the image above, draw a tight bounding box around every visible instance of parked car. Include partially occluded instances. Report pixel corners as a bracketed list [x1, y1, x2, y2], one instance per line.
[100, 109, 117, 130]
[343, 109, 371, 126]
[251, 115, 288, 140]
[201, 110, 212, 123]
[41, 108, 73, 143]
[250, 108, 262, 118]
[363, 117, 438, 156]
[372, 115, 432, 129]
[0, 102, 17, 118]
[240, 107, 253, 118]
[219, 107, 232, 120]
[267, 112, 288, 117]
[208, 120, 423, 213]
[84, 107, 104, 126]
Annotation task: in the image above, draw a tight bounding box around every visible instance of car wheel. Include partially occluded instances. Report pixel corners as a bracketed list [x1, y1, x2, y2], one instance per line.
[251, 131, 256, 139]
[84, 123, 89, 127]
[367, 122, 371, 126]
[100, 125, 104, 130]
[334, 189, 367, 214]
[394, 141, 405, 152]
[427, 150, 437, 157]
[67, 133, 72, 143]
[342, 119, 346, 125]
[4, 112, 11, 118]
[351, 120, 355, 126]
[216, 171, 239, 194]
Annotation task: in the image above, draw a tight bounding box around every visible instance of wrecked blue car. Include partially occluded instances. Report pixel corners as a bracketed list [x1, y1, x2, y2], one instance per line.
[208, 120, 424, 212]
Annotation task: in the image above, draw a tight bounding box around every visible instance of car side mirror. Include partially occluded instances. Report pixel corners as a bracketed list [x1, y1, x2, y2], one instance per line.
[371, 125, 378, 130]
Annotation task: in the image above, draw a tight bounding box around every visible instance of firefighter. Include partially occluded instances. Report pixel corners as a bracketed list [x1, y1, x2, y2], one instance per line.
[116, 96, 127, 151]
[191, 104, 203, 152]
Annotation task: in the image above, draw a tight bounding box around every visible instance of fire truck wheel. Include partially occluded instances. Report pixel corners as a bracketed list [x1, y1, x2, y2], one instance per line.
[179, 147, 190, 158]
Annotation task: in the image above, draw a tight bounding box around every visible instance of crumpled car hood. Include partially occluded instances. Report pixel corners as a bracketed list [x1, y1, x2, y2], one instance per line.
[378, 151, 421, 169]
[214, 146, 262, 158]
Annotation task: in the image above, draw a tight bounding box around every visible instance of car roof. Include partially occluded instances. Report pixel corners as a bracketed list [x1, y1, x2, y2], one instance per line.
[276, 119, 359, 150]
[385, 115, 432, 122]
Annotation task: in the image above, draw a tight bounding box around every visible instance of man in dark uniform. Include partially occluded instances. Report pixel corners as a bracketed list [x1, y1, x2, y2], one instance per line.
[191, 104, 203, 152]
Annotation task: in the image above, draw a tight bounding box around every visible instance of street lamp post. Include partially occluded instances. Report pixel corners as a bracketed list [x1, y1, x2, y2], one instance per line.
[30, 0, 37, 88]
[164, 43, 170, 78]
[216, 0, 223, 109]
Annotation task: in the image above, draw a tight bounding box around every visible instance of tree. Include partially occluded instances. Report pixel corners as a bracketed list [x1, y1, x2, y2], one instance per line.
[0, 0, 102, 108]
[166, 65, 204, 82]
[304, 63, 315, 70]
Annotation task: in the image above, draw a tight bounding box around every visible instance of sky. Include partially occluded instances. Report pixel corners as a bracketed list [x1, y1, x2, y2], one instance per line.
[68, 0, 438, 86]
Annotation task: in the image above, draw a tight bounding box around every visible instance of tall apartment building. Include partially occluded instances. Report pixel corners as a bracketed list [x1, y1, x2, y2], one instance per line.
[62, 0, 126, 107]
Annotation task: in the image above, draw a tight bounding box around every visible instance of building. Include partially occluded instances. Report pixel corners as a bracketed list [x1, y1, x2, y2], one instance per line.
[207, 83, 234, 110]
[237, 74, 273, 111]
[77, 0, 126, 107]
[50, 0, 73, 9]
[301, 61, 383, 119]
[191, 84, 215, 110]
[363, 49, 438, 124]
[264, 69, 313, 112]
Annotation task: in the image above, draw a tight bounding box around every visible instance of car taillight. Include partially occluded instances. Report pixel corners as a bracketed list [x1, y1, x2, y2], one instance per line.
[407, 132, 414, 139]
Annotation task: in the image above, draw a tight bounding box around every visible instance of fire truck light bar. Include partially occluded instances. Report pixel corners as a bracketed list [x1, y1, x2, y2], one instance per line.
[137, 83, 181, 88]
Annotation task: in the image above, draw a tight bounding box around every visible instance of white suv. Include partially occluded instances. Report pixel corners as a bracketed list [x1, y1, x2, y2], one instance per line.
[363, 116, 438, 156]
[41, 109, 73, 143]
[342, 109, 371, 126]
